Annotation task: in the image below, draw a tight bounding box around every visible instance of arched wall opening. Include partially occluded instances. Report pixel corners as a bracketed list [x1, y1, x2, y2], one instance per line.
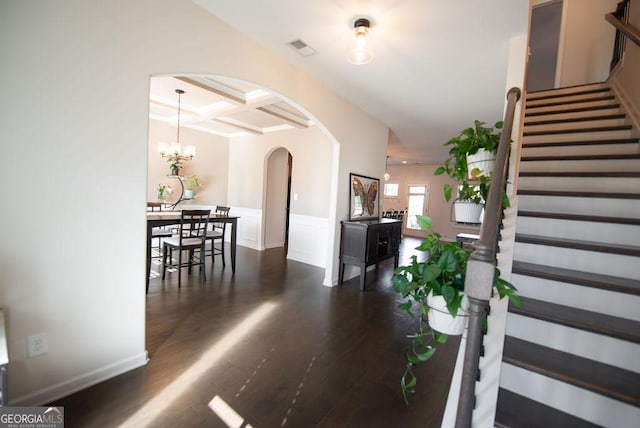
[147, 74, 342, 276]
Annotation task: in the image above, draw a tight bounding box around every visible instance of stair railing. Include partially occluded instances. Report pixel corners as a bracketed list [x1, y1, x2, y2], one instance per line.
[454, 87, 521, 428]
[607, 0, 639, 70]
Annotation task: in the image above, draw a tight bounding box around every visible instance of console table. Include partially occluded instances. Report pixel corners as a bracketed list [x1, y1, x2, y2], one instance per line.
[338, 218, 403, 291]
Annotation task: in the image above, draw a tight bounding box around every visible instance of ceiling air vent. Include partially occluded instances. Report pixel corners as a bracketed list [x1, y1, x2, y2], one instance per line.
[288, 39, 316, 57]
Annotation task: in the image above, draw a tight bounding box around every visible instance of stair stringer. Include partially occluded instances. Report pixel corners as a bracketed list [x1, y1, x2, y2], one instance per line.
[440, 200, 520, 428]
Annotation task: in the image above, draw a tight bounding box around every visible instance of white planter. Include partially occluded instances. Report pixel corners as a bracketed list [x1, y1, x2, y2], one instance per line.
[184, 189, 194, 199]
[426, 293, 468, 336]
[454, 201, 483, 224]
[467, 149, 495, 179]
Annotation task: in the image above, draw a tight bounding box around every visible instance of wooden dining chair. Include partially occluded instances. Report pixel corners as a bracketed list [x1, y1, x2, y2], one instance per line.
[162, 209, 210, 287]
[147, 202, 173, 262]
[206, 205, 230, 266]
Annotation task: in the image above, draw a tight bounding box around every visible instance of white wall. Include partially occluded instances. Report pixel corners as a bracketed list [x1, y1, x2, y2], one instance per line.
[0, 0, 388, 404]
[148, 119, 230, 206]
[557, 0, 619, 86]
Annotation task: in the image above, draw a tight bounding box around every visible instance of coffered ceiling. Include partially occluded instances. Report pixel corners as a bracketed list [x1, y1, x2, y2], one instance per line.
[149, 75, 312, 138]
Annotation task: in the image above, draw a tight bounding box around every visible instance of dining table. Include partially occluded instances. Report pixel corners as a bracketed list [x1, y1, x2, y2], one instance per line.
[146, 210, 239, 293]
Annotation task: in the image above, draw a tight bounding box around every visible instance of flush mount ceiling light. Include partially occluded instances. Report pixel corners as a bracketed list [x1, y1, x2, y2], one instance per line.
[347, 18, 373, 65]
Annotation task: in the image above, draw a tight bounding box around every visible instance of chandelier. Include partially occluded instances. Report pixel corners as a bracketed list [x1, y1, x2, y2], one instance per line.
[158, 89, 196, 175]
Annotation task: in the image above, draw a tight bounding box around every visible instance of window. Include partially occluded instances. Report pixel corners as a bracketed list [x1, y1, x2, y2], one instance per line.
[407, 185, 429, 230]
[383, 183, 399, 197]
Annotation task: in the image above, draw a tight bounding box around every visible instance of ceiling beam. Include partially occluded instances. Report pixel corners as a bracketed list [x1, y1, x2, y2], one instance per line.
[257, 105, 309, 128]
[175, 76, 246, 105]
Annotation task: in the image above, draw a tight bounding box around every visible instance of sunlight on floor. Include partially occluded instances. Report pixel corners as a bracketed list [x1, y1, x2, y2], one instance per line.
[208, 395, 253, 428]
[118, 301, 278, 428]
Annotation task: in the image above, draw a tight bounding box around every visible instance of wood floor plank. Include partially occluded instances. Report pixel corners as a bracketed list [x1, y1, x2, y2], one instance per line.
[52, 240, 459, 427]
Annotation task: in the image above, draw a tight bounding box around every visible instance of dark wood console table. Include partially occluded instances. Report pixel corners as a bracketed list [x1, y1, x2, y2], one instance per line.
[338, 218, 403, 291]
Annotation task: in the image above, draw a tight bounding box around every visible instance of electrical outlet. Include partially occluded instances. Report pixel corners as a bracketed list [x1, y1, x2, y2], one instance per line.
[27, 332, 48, 358]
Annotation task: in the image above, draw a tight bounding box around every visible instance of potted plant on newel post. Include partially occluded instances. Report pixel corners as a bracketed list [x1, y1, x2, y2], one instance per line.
[434, 120, 507, 223]
[392, 215, 519, 403]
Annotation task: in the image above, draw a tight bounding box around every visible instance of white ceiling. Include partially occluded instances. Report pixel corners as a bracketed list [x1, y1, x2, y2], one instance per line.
[157, 0, 529, 164]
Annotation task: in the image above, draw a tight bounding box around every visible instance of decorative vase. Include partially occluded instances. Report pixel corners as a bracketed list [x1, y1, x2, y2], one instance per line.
[466, 149, 495, 179]
[184, 189, 194, 199]
[171, 166, 180, 176]
[454, 201, 483, 224]
[426, 292, 468, 336]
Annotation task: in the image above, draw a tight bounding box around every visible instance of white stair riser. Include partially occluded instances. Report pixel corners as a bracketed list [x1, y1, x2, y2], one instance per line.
[526, 98, 619, 114]
[524, 118, 629, 133]
[526, 91, 614, 107]
[518, 195, 640, 218]
[523, 129, 633, 144]
[514, 242, 640, 278]
[521, 143, 638, 157]
[511, 274, 640, 321]
[526, 83, 608, 99]
[518, 176, 640, 193]
[506, 314, 640, 372]
[515, 216, 640, 247]
[524, 107, 623, 123]
[519, 158, 640, 173]
[500, 363, 640, 428]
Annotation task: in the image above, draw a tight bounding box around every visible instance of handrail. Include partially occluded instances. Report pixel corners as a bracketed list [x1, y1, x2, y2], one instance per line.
[454, 87, 521, 428]
[606, 11, 640, 48]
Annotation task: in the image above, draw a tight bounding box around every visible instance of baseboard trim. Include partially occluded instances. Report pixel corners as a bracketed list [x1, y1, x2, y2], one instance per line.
[11, 351, 148, 406]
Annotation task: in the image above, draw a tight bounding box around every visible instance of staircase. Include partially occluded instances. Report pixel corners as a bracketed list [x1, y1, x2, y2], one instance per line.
[494, 82, 640, 427]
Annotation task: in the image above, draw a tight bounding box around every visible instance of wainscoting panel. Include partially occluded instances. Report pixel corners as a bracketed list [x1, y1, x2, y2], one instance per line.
[287, 214, 329, 268]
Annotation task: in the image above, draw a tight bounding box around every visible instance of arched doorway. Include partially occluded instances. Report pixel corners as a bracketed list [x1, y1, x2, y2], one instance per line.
[263, 148, 292, 252]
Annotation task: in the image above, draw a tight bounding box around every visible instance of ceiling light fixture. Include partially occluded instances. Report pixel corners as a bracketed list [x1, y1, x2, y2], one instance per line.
[384, 156, 390, 181]
[159, 89, 196, 175]
[347, 18, 373, 65]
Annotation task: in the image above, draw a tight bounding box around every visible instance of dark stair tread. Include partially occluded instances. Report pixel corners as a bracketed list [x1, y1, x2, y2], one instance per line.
[526, 94, 615, 109]
[522, 137, 638, 148]
[524, 113, 625, 126]
[521, 153, 640, 161]
[520, 171, 640, 177]
[509, 296, 640, 344]
[518, 189, 640, 199]
[517, 210, 640, 226]
[512, 261, 640, 295]
[526, 86, 610, 101]
[515, 233, 640, 256]
[495, 388, 601, 428]
[502, 336, 640, 406]
[523, 124, 631, 136]
[525, 103, 621, 117]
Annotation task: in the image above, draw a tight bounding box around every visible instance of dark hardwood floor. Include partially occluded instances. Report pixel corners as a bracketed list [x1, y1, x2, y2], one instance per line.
[54, 237, 459, 427]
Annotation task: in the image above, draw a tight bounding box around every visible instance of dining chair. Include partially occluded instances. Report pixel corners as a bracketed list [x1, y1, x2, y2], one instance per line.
[162, 209, 210, 288]
[147, 202, 173, 261]
[206, 205, 230, 265]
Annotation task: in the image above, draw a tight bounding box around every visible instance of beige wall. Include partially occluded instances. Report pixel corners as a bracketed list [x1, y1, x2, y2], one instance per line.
[381, 164, 480, 241]
[147, 119, 230, 206]
[228, 126, 332, 217]
[558, 0, 619, 86]
[0, 0, 388, 404]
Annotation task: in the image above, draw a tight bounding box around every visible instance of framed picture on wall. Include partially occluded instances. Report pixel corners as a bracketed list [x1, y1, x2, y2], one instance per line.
[349, 173, 380, 221]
